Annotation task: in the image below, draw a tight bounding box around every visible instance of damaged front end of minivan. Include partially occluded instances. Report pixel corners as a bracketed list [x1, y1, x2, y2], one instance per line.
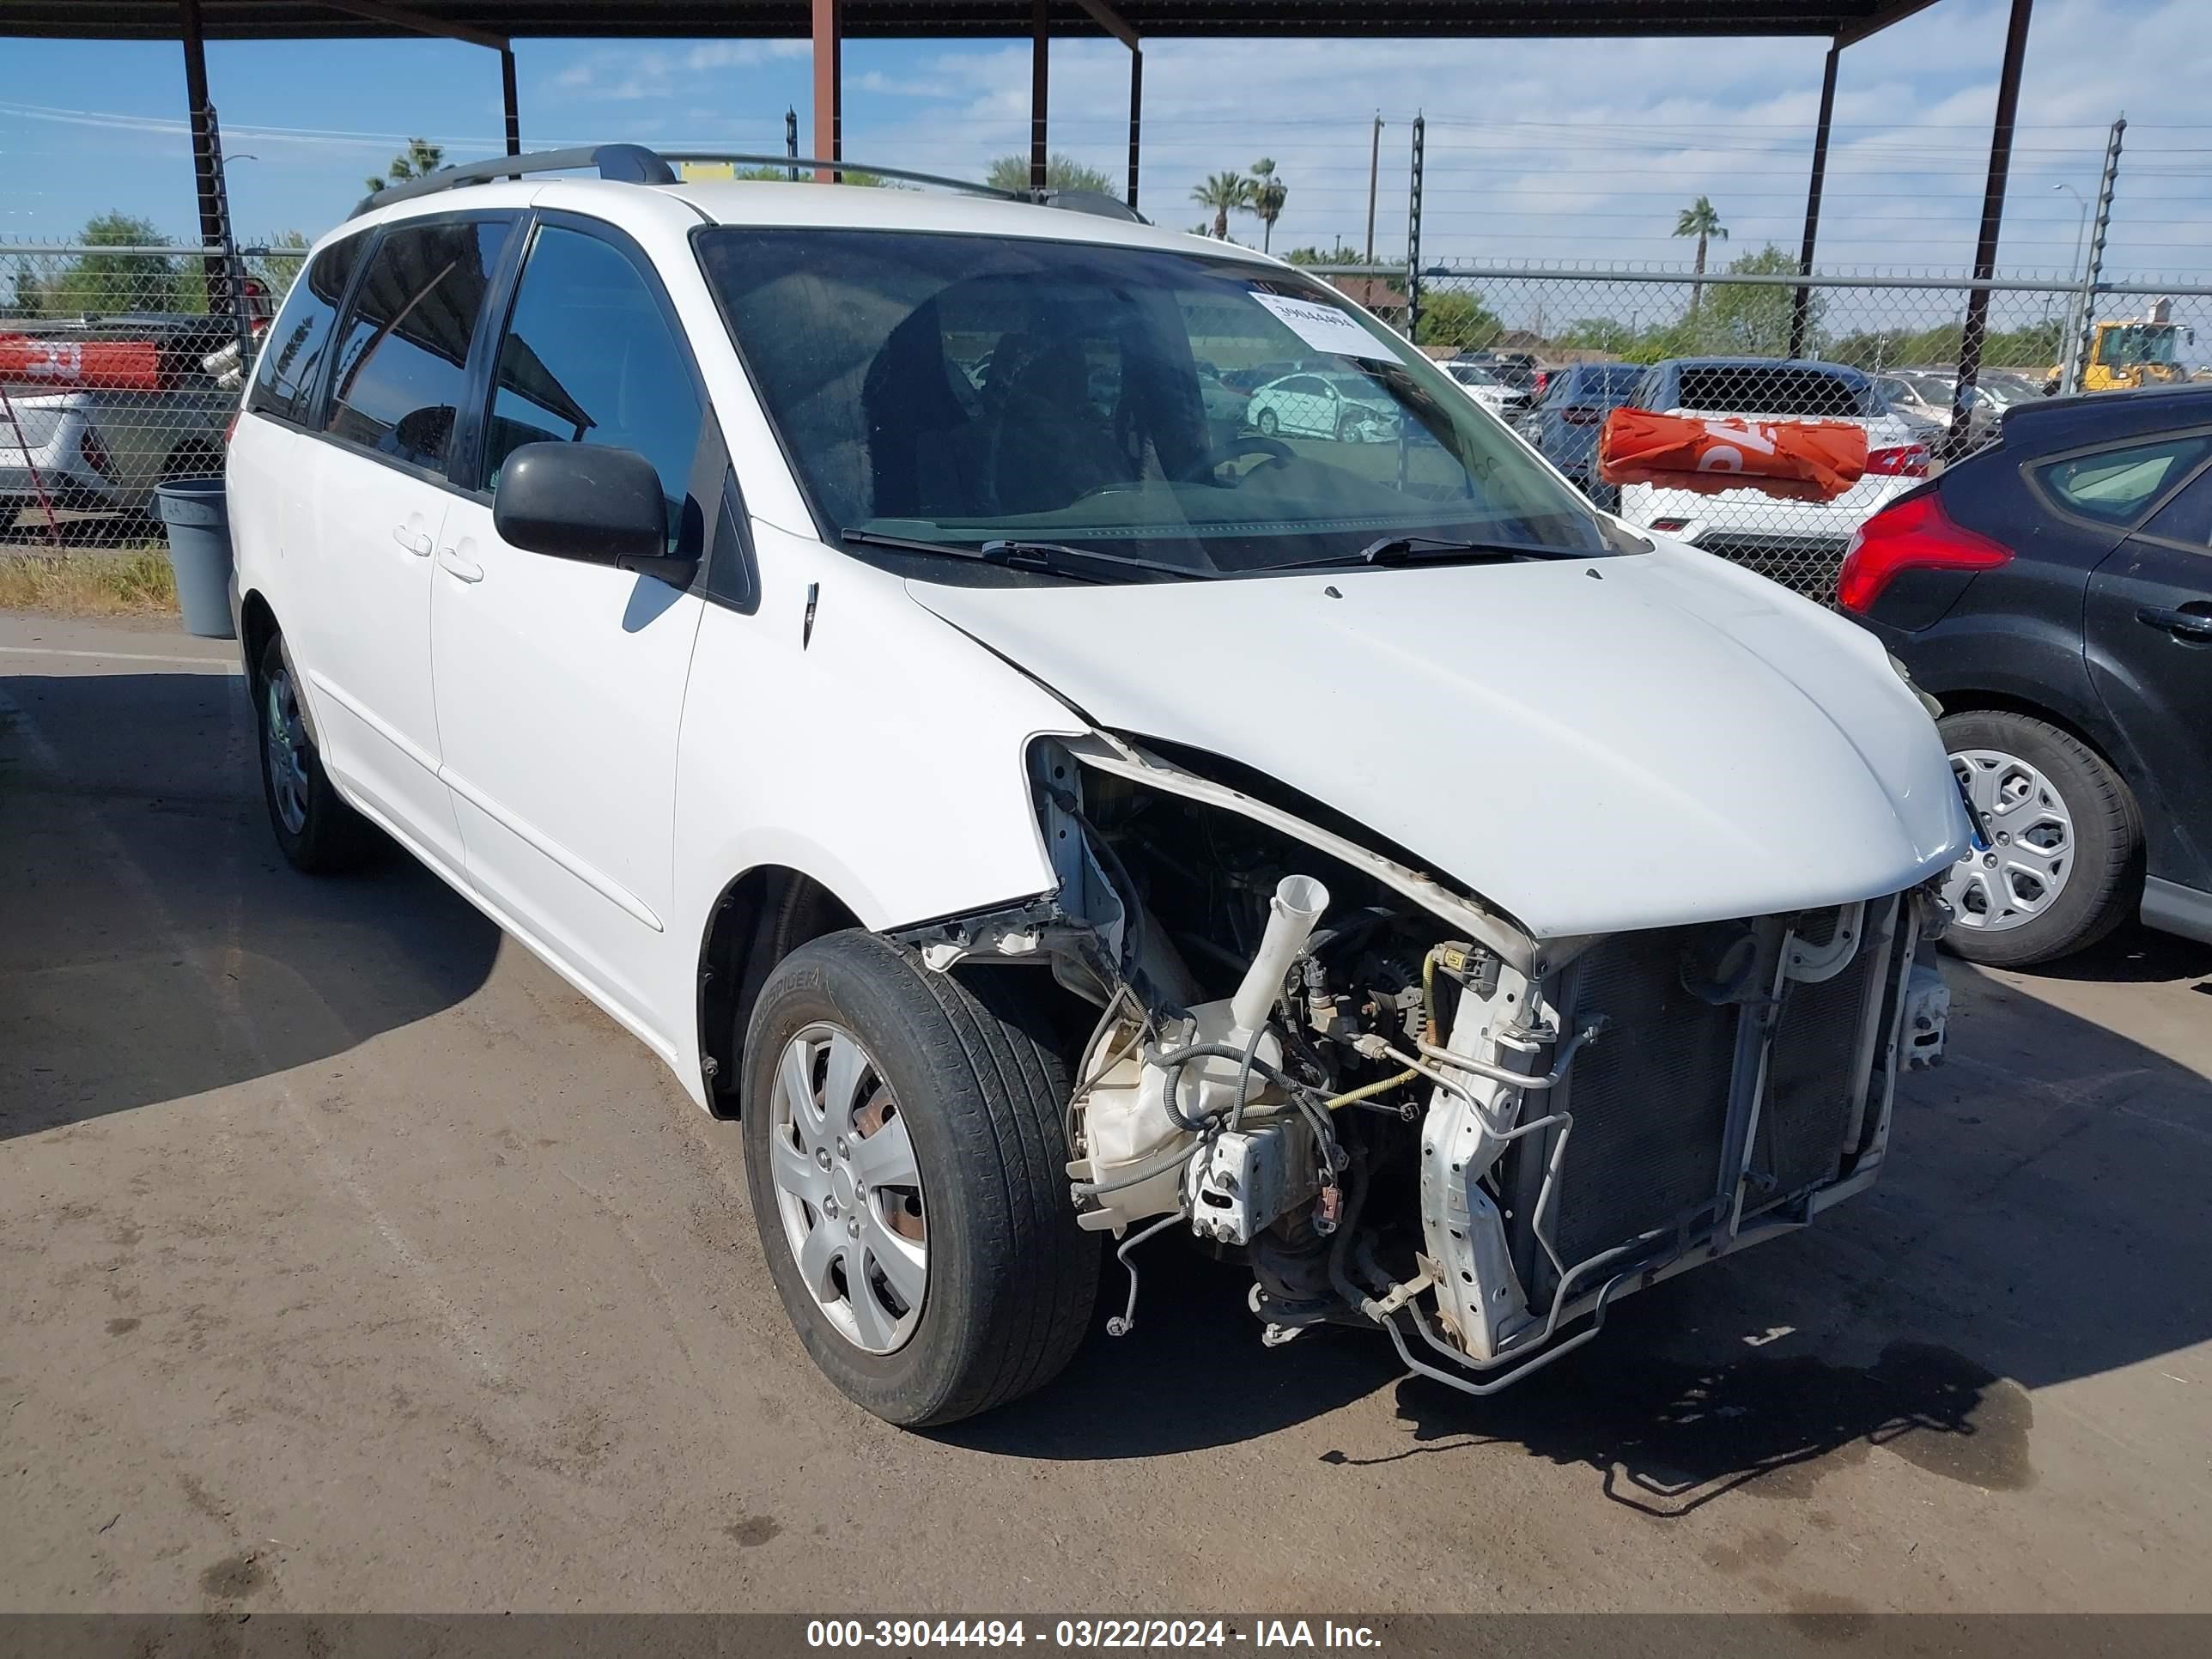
[902, 729, 1953, 1397]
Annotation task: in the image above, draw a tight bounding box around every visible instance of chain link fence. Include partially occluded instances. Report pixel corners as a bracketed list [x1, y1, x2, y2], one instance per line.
[1310, 263, 2212, 602]
[2, 239, 297, 545]
[8, 236, 2209, 599]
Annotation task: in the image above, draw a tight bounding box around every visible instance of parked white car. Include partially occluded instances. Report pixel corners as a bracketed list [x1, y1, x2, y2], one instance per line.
[228, 149, 1965, 1427]
[1443, 361, 1528, 419]
[1616, 358, 1927, 601]
[1246, 368, 1401, 441]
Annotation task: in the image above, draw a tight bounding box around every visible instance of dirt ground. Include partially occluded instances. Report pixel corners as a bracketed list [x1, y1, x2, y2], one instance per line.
[4, 610, 2210, 1616]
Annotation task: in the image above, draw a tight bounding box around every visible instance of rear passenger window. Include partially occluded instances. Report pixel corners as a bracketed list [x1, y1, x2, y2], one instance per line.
[325, 220, 511, 474]
[478, 226, 703, 552]
[2039, 436, 2212, 526]
[247, 236, 361, 426]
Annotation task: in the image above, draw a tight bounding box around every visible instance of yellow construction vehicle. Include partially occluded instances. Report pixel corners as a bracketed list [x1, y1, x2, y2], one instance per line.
[2051, 297, 2195, 392]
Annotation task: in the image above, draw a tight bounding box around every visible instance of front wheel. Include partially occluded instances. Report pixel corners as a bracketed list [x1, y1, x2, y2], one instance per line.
[1938, 709, 2141, 967]
[741, 932, 1098, 1426]
[1255, 407, 1279, 437]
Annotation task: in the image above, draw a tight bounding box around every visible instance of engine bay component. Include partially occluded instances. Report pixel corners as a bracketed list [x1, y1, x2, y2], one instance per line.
[1001, 736, 1946, 1396]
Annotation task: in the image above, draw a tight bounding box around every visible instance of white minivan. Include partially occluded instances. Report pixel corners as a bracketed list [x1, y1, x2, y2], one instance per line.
[229, 147, 1967, 1426]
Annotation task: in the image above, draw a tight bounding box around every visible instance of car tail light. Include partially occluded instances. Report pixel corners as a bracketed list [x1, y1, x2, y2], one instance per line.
[224, 409, 242, 446]
[1865, 442, 1929, 477]
[78, 425, 113, 478]
[1650, 518, 1691, 532]
[1533, 370, 1550, 396]
[1559, 405, 1601, 426]
[1838, 491, 2011, 615]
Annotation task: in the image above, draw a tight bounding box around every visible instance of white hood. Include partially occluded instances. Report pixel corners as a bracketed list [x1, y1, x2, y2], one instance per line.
[909, 542, 1970, 939]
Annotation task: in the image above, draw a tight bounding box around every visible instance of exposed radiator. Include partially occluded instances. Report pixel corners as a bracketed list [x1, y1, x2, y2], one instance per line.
[1546, 925, 1738, 1268]
[1522, 900, 1901, 1285]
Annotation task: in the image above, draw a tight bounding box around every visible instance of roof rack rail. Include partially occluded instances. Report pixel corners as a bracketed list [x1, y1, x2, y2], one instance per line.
[350, 143, 672, 219]
[656, 151, 1021, 202]
[349, 143, 1151, 226]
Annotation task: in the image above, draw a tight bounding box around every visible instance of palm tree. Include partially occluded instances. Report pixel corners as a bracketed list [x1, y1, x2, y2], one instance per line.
[366, 137, 447, 196]
[1674, 196, 1729, 317]
[1246, 159, 1288, 253]
[1191, 171, 1251, 240]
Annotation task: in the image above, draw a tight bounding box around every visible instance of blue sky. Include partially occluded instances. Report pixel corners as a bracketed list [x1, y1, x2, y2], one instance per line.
[1, 0, 2203, 280]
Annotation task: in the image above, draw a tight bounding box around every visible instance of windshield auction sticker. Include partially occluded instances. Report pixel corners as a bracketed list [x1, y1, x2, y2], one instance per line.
[1249, 290, 1398, 361]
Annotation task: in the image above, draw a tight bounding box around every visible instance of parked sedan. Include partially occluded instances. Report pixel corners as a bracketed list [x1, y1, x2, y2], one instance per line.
[1443, 362, 1527, 419]
[1247, 370, 1401, 441]
[1842, 384, 2212, 964]
[1517, 362, 1646, 506]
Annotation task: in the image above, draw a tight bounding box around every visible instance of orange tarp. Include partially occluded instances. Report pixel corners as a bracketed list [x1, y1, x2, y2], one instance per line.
[1598, 409, 1869, 503]
[0, 335, 163, 392]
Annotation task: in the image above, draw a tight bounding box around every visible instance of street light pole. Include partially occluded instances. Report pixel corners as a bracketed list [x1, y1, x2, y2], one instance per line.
[2056, 182, 2087, 390]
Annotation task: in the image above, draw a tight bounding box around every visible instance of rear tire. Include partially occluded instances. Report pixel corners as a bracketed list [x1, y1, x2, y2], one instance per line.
[253, 635, 380, 873]
[741, 932, 1098, 1426]
[1937, 709, 2140, 967]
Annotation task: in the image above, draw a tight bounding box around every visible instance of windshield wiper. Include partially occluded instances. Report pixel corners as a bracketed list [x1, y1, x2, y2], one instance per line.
[840, 530, 1214, 584]
[980, 539, 1218, 582]
[1357, 533, 1589, 566]
[1270, 534, 1590, 574]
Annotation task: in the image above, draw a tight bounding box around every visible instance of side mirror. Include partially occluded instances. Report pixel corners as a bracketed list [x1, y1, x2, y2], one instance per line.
[493, 441, 693, 583]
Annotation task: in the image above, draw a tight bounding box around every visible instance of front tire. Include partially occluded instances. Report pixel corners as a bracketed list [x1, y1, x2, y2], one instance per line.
[1938, 709, 2141, 967]
[742, 932, 1098, 1426]
[1255, 407, 1279, 437]
[254, 635, 380, 873]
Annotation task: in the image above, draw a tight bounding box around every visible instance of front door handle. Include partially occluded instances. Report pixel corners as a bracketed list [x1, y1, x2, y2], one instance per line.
[438, 547, 484, 585]
[392, 524, 432, 556]
[2137, 603, 2212, 642]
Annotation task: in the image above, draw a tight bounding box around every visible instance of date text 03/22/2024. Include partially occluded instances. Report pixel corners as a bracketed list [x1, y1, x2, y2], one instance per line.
[804, 1620, 1384, 1651]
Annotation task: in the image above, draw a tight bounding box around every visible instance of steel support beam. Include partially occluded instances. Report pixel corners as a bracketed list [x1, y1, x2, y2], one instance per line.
[1073, 0, 1137, 49]
[1789, 39, 1839, 359]
[812, 0, 841, 180]
[500, 45, 519, 154]
[321, 0, 505, 51]
[177, 0, 228, 302]
[1947, 0, 2034, 456]
[1835, 0, 1942, 50]
[1030, 0, 1048, 194]
[1127, 43, 1141, 208]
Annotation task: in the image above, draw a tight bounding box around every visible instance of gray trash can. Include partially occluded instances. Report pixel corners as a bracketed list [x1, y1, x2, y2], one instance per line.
[155, 477, 235, 640]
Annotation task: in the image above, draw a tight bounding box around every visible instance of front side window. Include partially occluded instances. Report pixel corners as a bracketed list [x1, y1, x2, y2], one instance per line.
[2137, 463, 2212, 551]
[247, 235, 362, 425]
[2038, 436, 2212, 525]
[325, 219, 511, 474]
[480, 226, 704, 553]
[695, 228, 1607, 580]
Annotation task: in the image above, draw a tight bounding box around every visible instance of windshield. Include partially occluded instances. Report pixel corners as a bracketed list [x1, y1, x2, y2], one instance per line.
[2104, 325, 2181, 368]
[1672, 365, 1877, 418]
[695, 228, 1607, 579]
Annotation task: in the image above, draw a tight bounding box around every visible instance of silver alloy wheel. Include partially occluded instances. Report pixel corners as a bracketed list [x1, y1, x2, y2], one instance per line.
[264, 665, 311, 836]
[1944, 746, 2076, 933]
[767, 1022, 927, 1354]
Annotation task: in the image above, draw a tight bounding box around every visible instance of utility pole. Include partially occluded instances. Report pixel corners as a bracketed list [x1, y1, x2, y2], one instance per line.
[2070, 115, 2124, 394]
[1364, 113, 1382, 264]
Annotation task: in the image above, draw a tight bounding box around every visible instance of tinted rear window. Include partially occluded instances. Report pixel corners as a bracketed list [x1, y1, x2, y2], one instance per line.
[2038, 436, 2212, 525]
[1675, 367, 1873, 417]
[325, 219, 511, 475]
[246, 236, 362, 426]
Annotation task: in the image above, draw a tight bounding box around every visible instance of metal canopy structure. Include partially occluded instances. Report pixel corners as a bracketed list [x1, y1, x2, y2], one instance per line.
[2, 3, 1946, 40]
[6, 0, 2033, 418]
